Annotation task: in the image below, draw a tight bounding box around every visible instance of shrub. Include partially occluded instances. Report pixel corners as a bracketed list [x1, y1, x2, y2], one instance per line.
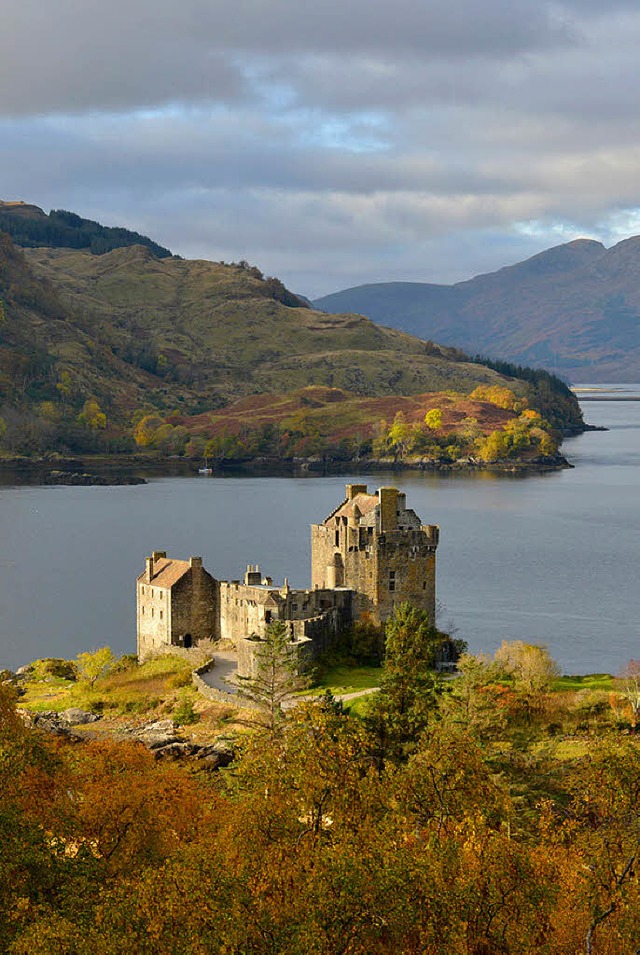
[30, 658, 77, 681]
[173, 693, 199, 726]
[167, 670, 192, 690]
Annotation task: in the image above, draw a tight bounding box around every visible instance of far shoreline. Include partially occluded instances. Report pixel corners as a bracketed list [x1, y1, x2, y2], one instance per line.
[0, 449, 574, 485]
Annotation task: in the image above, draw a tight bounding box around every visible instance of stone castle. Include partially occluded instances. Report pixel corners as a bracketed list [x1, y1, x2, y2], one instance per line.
[137, 484, 439, 675]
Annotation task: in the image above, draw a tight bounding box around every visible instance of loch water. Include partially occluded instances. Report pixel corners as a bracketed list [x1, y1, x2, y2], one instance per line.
[0, 388, 638, 674]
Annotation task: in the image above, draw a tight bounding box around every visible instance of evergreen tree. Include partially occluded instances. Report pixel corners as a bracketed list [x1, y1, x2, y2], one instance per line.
[366, 603, 445, 766]
[235, 621, 306, 735]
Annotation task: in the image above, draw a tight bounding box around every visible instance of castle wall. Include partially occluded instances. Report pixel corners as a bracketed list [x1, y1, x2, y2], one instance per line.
[169, 571, 219, 647]
[374, 526, 438, 623]
[137, 579, 172, 659]
[219, 580, 352, 648]
[237, 633, 314, 681]
[219, 582, 278, 646]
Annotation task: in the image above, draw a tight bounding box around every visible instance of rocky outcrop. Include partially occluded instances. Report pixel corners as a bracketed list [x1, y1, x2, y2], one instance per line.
[44, 470, 146, 486]
[24, 708, 100, 738]
[20, 710, 237, 768]
[114, 719, 236, 766]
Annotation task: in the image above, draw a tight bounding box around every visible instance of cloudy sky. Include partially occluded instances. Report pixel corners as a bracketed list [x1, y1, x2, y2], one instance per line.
[2, 0, 640, 297]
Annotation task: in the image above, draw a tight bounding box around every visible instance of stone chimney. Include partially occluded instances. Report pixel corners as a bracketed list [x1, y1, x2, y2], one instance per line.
[346, 483, 367, 500]
[378, 487, 399, 531]
[145, 557, 154, 583]
[245, 563, 262, 586]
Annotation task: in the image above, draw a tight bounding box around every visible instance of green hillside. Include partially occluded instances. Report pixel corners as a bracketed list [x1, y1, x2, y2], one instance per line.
[0, 229, 583, 458]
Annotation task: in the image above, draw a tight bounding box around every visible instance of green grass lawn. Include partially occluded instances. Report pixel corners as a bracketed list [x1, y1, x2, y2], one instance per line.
[311, 665, 383, 695]
[552, 674, 615, 692]
[343, 695, 376, 719]
[18, 654, 195, 715]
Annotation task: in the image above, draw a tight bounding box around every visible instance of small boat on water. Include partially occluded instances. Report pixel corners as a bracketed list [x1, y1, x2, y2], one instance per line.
[198, 467, 213, 475]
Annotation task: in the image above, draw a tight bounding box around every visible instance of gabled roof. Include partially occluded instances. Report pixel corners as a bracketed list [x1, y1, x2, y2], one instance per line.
[138, 558, 191, 589]
[325, 492, 379, 524]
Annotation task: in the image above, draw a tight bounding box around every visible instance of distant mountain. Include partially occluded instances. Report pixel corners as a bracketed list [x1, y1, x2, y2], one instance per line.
[0, 200, 172, 258]
[313, 238, 640, 382]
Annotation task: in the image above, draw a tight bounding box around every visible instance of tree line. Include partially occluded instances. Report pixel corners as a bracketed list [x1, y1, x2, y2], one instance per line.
[3, 606, 640, 952]
[0, 209, 172, 257]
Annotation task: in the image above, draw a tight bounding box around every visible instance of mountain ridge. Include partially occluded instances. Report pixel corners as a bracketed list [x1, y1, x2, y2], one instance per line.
[313, 237, 640, 381]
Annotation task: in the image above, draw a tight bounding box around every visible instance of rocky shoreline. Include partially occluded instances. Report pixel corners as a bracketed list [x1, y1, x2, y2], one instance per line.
[0, 450, 573, 484]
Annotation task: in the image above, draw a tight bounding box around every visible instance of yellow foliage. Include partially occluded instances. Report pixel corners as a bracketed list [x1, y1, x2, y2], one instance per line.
[133, 413, 164, 447]
[424, 408, 443, 430]
[77, 399, 107, 430]
[56, 370, 74, 399]
[469, 385, 524, 411]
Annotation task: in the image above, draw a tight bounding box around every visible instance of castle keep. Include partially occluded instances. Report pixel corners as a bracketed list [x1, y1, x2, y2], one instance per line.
[137, 485, 439, 674]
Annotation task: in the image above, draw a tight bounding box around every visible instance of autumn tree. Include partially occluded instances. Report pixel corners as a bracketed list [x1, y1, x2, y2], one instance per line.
[424, 407, 443, 430]
[470, 384, 525, 411]
[77, 398, 106, 430]
[133, 413, 164, 447]
[76, 646, 115, 687]
[0, 685, 73, 947]
[494, 640, 559, 715]
[561, 740, 640, 953]
[56, 370, 75, 400]
[615, 659, 640, 728]
[387, 411, 412, 458]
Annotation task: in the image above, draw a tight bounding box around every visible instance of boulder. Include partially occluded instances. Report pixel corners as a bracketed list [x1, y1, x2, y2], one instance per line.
[59, 708, 101, 725]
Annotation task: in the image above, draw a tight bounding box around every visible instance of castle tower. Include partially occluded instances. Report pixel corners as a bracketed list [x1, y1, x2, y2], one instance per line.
[310, 484, 439, 624]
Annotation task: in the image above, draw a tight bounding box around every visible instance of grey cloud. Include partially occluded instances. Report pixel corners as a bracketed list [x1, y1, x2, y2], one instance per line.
[0, 0, 586, 118]
[2, 1, 640, 298]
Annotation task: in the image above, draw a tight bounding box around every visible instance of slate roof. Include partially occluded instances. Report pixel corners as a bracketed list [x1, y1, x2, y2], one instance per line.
[326, 492, 379, 523]
[138, 557, 191, 589]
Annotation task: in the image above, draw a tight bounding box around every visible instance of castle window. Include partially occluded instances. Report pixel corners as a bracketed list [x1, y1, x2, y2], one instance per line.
[151, 607, 155, 618]
[265, 611, 272, 624]
[422, 581, 427, 590]
[389, 570, 396, 592]
[160, 610, 163, 620]
[141, 586, 145, 595]
[335, 530, 340, 547]
[141, 606, 145, 615]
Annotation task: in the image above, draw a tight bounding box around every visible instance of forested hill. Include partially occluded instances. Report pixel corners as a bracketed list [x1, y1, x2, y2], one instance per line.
[0, 227, 583, 460]
[0, 200, 172, 257]
[313, 237, 640, 382]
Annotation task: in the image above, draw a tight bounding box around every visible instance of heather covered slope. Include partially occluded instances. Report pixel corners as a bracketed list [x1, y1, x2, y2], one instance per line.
[21, 244, 518, 404]
[314, 237, 640, 382]
[1, 233, 557, 456]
